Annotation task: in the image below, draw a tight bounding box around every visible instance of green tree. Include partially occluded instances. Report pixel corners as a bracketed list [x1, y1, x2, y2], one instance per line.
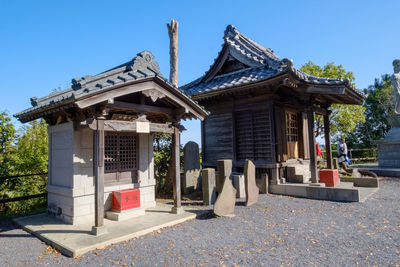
[300, 62, 366, 139]
[1, 119, 48, 215]
[13, 119, 48, 174]
[153, 133, 172, 197]
[0, 111, 16, 177]
[347, 74, 394, 148]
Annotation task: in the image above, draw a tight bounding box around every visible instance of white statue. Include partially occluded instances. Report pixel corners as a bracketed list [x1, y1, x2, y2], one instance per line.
[392, 59, 400, 114]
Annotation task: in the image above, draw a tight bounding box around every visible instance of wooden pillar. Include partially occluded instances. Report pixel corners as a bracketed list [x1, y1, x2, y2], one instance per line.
[171, 125, 183, 214]
[307, 111, 318, 183]
[324, 113, 333, 169]
[92, 116, 106, 235]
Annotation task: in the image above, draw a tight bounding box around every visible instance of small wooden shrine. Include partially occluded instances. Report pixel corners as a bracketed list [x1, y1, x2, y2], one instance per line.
[181, 25, 365, 184]
[15, 51, 207, 226]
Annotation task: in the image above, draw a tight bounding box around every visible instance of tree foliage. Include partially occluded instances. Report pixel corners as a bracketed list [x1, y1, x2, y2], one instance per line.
[300, 62, 366, 139]
[0, 114, 48, 215]
[153, 133, 172, 197]
[347, 74, 394, 148]
[0, 112, 16, 177]
[13, 119, 48, 174]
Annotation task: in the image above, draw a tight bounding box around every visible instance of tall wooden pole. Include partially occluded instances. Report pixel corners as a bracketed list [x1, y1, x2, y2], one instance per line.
[324, 113, 333, 169]
[167, 19, 178, 87]
[92, 115, 106, 235]
[307, 111, 318, 183]
[171, 125, 183, 214]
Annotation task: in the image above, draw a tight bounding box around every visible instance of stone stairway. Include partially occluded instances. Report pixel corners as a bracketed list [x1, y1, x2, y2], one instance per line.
[285, 159, 312, 183]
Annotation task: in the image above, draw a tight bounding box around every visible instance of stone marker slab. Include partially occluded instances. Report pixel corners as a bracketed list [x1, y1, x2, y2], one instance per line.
[256, 173, 269, 194]
[232, 174, 246, 198]
[216, 159, 232, 194]
[182, 141, 201, 194]
[214, 175, 237, 216]
[244, 160, 259, 206]
[201, 168, 217, 205]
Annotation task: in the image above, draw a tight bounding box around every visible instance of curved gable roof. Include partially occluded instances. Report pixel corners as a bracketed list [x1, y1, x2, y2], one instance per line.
[181, 25, 364, 104]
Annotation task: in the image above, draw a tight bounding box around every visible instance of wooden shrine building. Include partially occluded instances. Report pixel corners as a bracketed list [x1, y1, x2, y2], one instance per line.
[15, 51, 207, 227]
[181, 25, 364, 184]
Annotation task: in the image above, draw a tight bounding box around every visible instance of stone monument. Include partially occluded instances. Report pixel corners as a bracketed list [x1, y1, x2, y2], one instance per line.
[377, 59, 400, 168]
[216, 159, 232, 194]
[201, 168, 217, 205]
[182, 141, 201, 194]
[213, 174, 237, 216]
[232, 174, 246, 198]
[244, 160, 259, 206]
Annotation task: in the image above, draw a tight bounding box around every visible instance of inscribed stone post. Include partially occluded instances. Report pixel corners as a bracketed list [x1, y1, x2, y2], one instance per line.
[201, 168, 216, 205]
[232, 174, 246, 198]
[256, 173, 268, 194]
[183, 141, 201, 194]
[244, 160, 259, 206]
[216, 159, 232, 194]
[214, 175, 237, 216]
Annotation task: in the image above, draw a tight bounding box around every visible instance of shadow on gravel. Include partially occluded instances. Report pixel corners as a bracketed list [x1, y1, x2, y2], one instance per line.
[195, 210, 218, 220]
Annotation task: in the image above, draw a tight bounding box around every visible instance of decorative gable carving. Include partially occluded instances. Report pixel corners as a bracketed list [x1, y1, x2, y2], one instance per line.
[142, 89, 166, 102]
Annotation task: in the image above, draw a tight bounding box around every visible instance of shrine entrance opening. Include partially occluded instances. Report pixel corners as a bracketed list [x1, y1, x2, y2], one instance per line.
[285, 110, 299, 159]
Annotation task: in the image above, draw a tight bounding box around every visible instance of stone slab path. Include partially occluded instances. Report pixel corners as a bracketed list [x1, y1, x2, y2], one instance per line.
[1, 178, 399, 266]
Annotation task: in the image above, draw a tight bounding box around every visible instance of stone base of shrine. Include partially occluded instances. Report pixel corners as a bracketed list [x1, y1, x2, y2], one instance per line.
[12, 203, 207, 258]
[106, 207, 146, 221]
[269, 181, 378, 202]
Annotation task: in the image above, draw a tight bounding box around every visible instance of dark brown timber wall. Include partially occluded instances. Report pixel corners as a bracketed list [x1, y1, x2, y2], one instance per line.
[202, 98, 275, 168]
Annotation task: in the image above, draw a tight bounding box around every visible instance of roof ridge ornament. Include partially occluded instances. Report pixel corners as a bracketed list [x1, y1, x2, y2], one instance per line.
[128, 51, 161, 75]
[224, 25, 239, 40]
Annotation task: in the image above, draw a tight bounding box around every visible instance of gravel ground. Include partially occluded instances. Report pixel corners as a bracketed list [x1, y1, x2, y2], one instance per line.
[1, 178, 399, 267]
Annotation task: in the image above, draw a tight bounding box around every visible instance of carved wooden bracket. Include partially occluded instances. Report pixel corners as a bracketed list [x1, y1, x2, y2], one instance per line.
[142, 89, 166, 102]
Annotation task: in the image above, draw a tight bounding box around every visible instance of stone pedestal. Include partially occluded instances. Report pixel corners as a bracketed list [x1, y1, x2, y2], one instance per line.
[232, 174, 246, 198]
[216, 159, 232, 194]
[377, 127, 400, 168]
[201, 168, 216, 205]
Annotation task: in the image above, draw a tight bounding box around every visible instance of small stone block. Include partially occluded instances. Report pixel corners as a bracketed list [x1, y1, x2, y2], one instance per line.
[319, 169, 340, 187]
[256, 173, 268, 194]
[244, 160, 259, 206]
[214, 175, 237, 216]
[216, 159, 232, 194]
[233, 174, 246, 198]
[106, 207, 145, 221]
[91, 226, 107, 236]
[171, 206, 184, 214]
[201, 168, 217, 205]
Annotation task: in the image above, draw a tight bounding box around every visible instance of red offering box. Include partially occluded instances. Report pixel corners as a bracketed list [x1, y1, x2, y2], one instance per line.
[112, 189, 140, 211]
[319, 169, 340, 187]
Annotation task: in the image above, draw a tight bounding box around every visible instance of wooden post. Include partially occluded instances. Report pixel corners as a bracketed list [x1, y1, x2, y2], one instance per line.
[167, 19, 178, 87]
[171, 125, 183, 214]
[92, 116, 106, 235]
[323, 114, 333, 169]
[307, 111, 318, 183]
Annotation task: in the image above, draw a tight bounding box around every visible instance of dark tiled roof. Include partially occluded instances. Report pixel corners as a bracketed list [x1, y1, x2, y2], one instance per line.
[181, 25, 364, 99]
[184, 66, 282, 96]
[15, 51, 167, 119]
[223, 24, 282, 69]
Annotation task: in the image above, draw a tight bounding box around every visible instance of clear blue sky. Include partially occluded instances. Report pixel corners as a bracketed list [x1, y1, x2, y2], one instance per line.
[1, 1, 399, 146]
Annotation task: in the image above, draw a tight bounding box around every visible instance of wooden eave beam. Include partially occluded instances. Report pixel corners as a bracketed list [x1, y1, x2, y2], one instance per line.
[110, 101, 173, 115]
[80, 119, 175, 134]
[305, 86, 345, 95]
